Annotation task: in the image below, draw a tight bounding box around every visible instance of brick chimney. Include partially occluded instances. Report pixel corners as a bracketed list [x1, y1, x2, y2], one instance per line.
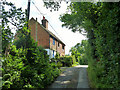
[41, 16, 48, 29]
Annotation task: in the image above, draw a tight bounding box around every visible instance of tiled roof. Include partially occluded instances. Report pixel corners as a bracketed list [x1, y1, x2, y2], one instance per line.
[29, 17, 65, 46]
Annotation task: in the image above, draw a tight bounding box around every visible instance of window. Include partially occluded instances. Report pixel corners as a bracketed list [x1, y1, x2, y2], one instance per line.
[53, 37, 55, 45]
[58, 42, 59, 47]
[53, 50, 54, 57]
[62, 45, 64, 50]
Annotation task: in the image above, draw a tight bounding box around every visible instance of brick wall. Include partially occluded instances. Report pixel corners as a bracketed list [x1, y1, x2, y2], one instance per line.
[56, 41, 65, 56]
[28, 18, 65, 56]
[29, 18, 50, 49]
[50, 36, 57, 51]
[50, 36, 65, 56]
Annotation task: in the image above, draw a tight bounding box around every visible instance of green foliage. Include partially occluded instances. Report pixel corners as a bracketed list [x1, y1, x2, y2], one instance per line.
[64, 56, 73, 67]
[79, 54, 88, 65]
[2, 1, 27, 54]
[60, 2, 120, 89]
[91, 2, 120, 88]
[72, 55, 76, 64]
[57, 62, 63, 69]
[58, 56, 73, 67]
[2, 74, 11, 81]
[2, 43, 60, 89]
[2, 45, 25, 89]
[55, 52, 60, 60]
[2, 1, 60, 89]
[51, 54, 73, 67]
[60, 2, 101, 33]
[70, 40, 88, 65]
[53, 56, 73, 67]
[44, 2, 61, 12]
[72, 62, 79, 67]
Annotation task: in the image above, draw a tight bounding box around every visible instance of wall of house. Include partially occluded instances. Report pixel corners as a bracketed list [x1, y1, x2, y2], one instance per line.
[49, 36, 65, 57]
[56, 41, 65, 56]
[45, 49, 56, 59]
[50, 36, 57, 51]
[28, 18, 65, 58]
[29, 18, 50, 49]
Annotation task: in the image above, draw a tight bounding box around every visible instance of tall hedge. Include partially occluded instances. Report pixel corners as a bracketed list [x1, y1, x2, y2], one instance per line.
[87, 2, 120, 88]
[60, 2, 120, 88]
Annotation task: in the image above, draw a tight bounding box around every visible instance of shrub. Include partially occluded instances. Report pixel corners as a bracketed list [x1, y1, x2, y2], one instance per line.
[87, 3, 120, 89]
[72, 62, 80, 67]
[2, 45, 25, 89]
[2, 44, 60, 89]
[56, 62, 63, 69]
[56, 56, 73, 67]
[64, 56, 73, 67]
[72, 55, 76, 64]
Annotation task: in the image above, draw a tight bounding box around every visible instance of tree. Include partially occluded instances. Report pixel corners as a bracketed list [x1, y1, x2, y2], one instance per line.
[70, 40, 88, 64]
[50, 1, 120, 88]
[2, 1, 27, 55]
[60, 2, 102, 60]
[43, 1, 69, 12]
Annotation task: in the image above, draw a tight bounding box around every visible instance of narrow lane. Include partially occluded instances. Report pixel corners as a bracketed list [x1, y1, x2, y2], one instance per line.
[77, 65, 89, 88]
[48, 65, 90, 88]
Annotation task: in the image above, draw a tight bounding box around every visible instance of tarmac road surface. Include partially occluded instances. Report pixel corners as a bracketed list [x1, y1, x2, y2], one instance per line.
[48, 65, 90, 89]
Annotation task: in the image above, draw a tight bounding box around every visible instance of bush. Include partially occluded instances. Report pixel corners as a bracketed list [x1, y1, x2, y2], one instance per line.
[87, 3, 120, 89]
[72, 55, 76, 64]
[79, 54, 88, 65]
[2, 45, 25, 89]
[56, 56, 73, 67]
[72, 62, 80, 67]
[56, 62, 63, 69]
[2, 44, 60, 89]
[50, 53, 73, 67]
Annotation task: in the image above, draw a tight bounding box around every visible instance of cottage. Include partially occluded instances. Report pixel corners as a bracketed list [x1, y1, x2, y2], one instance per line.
[28, 16, 65, 59]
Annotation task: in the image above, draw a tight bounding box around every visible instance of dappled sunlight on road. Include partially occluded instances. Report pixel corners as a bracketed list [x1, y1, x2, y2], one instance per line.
[48, 65, 89, 88]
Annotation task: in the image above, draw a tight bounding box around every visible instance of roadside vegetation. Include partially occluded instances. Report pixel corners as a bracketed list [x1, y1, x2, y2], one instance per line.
[1, 1, 120, 89]
[51, 53, 73, 68]
[1, 2, 60, 89]
[51, 40, 88, 68]
[70, 40, 88, 65]
[60, 2, 120, 89]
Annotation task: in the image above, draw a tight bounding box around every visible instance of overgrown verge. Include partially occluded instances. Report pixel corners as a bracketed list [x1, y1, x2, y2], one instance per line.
[1, 1, 60, 89]
[51, 55, 73, 68]
[2, 39, 60, 89]
[87, 3, 120, 88]
[60, 2, 120, 89]
[51, 53, 80, 69]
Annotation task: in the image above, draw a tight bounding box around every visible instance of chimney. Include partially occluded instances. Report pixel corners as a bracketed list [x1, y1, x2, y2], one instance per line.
[41, 16, 48, 29]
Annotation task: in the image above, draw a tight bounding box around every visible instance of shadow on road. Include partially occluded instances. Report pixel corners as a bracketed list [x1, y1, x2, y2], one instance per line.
[47, 65, 90, 89]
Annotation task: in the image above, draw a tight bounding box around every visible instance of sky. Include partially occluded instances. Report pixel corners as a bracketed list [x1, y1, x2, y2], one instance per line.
[8, 0, 87, 55]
